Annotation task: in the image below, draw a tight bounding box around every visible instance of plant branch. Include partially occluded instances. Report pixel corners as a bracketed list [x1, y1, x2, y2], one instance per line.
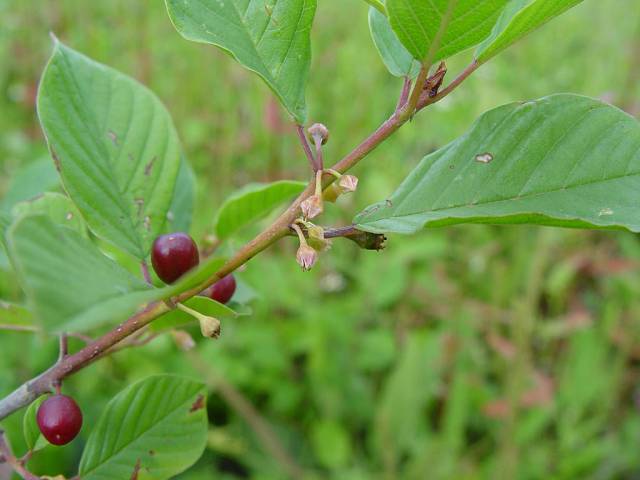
[399, 0, 458, 121]
[395, 77, 412, 114]
[0, 431, 39, 480]
[0, 54, 481, 422]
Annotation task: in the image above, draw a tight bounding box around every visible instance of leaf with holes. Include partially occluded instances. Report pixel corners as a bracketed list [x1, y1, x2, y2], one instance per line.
[7, 215, 166, 332]
[369, 5, 420, 78]
[214, 180, 306, 240]
[476, 0, 585, 64]
[165, 0, 316, 123]
[79, 375, 207, 480]
[12, 192, 86, 236]
[386, 0, 509, 62]
[355, 94, 640, 234]
[37, 40, 182, 259]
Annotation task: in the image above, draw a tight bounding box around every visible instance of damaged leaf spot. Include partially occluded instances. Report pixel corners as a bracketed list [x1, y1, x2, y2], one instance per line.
[599, 208, 614, 216]
[189, 394, 205, 413]
[143, 215, 151, 231]
[475, 153, 493, 164]
[107, 130, 119, 146]
[144, 156, 157, 176]
[65, 212, 73, 221]
[134, 198, 145, 218]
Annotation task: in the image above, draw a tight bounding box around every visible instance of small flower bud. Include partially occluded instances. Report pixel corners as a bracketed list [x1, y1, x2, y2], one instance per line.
[301, 194, 323, 219]
[307, 123, 329, 145]
[307, 225, 331, 252]
[337, 174, 358, 194]
[171, 330, 196, 351]
[199, 315, 221, 339]
[296, 244, 318, 271]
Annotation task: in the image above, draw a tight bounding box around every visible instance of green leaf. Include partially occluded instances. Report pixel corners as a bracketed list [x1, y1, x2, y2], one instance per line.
[166, 257, 227, 296]
[214, 180, 306, 240]
[37, 40, 182, 259]
[0, 301, 34, 327]
[369, 6, 420, 78]
[79, 375, 207, 480]
[476, 0, 585, 64]
[152, 296, 237, 332]
[0, 157, 59, 213]
[310, 420, 352, 469]
[166, 157, 196, 233]
[386, 0, 509, 62]
[355, 94, 640, 234]
[374, 332, 442, 460]
[7, 215, 165, 332]
[0, 212, 10, 252]
[23, 397, 47, 452]
[12, 192, 86, 236]
[165, 0, 317, 123]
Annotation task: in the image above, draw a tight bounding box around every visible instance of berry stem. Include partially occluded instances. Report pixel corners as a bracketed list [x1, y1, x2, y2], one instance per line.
[140, 260, 152, 285]
[295, 124, 318, 172]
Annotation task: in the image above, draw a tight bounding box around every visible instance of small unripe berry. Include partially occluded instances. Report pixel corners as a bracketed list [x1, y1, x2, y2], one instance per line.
[36, 394, 83, 446]
[307, 123, 329, 145]
[151, 232, 199, 284]
[203, 274, 236, 304]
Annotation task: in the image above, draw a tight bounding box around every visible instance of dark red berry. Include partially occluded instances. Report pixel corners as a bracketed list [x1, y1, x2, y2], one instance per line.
[36, 394, 83, 446]
[203, 274, 236, 304]
[151, 232, 199, 284]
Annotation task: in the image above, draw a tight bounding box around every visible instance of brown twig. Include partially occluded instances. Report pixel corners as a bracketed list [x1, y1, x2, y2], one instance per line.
[395, 77, 412, 114]
[0, 431, 39, 480]
[0, 53, 480, 422]
[399, 0, 458, 120]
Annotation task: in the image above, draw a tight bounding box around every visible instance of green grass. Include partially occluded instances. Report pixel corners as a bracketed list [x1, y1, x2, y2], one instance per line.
[1, 1, 640, 478]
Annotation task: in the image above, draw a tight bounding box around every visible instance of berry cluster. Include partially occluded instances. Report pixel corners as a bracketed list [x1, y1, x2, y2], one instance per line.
[151, 232, 236, 303]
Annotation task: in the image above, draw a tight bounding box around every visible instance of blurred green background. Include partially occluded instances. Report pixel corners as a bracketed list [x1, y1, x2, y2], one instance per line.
[2, 1, 640, 479]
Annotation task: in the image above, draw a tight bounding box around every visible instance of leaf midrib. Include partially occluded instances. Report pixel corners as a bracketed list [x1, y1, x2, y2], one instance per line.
[365, 170, 640, 223]
[81, 386, 202, 476]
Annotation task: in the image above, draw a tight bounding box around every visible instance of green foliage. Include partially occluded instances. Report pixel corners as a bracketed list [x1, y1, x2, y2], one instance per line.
[165, 0, 317, 123]
[22, 396, 47, 451]
[152, 295, 238, 332]
[7, 215, 163, 332]
[0, 301, 33, 326]
[12, 192, 85, 236]
[386, 0, 508, 62]
[368, 5, 420, 78]
[0, 157, 58, 214]
[167, 158, 197, 234]
[37, 40, 182, 260]
[1, 1, 639, 479]
[214, 180, 306, 240]
[476, 0, 586, 63]
[355, 94, 640, 234]
[79, 375, 208, 480]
